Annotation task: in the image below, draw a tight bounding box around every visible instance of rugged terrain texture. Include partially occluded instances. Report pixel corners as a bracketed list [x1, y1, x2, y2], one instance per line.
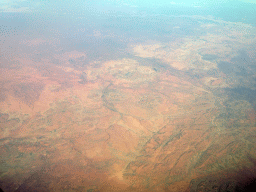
[1, 15, 256, 192]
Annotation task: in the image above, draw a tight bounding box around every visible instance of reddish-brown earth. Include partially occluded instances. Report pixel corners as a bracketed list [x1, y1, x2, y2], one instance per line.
[1, 51, 256, 191]
[1, 15, 256, 192]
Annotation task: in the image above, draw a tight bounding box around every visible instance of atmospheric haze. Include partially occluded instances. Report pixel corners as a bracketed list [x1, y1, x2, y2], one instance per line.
[0, 1, 256, 192]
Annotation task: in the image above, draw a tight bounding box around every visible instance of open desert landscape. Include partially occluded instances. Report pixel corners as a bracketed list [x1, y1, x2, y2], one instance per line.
[1, 1, 256, 191]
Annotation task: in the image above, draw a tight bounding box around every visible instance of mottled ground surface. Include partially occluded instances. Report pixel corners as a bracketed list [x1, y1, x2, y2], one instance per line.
[1, 9, 256, 192]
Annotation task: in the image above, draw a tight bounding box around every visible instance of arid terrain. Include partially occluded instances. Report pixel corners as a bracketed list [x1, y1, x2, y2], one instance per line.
[1, 9, 256, 192]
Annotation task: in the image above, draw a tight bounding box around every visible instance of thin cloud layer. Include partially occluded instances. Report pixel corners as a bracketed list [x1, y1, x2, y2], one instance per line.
[0, 0, 32, 13]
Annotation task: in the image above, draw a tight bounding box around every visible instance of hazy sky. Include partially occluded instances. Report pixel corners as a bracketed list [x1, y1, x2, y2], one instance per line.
[1, 0, 256, 13]
[0, 0, 255, 28]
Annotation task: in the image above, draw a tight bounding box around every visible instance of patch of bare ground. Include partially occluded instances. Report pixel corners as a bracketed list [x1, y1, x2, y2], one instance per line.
[1, 19, 256, 191]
